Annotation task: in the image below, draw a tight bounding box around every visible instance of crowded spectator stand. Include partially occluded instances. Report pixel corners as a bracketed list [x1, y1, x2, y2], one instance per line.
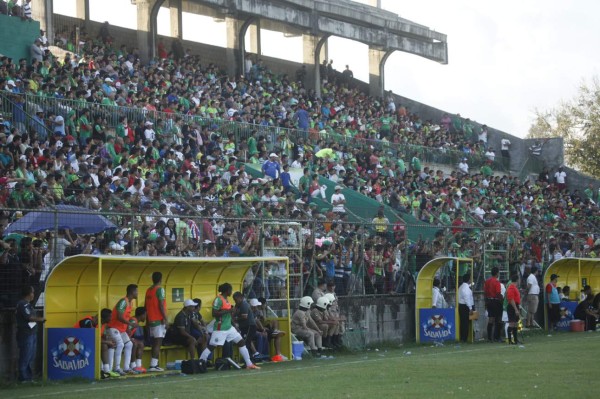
[0, 22, 599, 311]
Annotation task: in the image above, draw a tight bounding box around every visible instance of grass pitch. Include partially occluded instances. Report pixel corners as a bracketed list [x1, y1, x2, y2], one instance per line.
[7, 331, 600, 399]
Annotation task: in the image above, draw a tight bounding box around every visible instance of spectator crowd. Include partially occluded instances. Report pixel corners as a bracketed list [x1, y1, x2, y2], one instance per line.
[1, 20, 600, 311]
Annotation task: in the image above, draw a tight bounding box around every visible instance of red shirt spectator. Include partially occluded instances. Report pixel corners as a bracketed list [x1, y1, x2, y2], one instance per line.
[451, 216, 464, 235]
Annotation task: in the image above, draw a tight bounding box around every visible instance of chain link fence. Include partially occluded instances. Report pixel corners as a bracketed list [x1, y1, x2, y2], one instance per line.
[0, 206, 596, 309]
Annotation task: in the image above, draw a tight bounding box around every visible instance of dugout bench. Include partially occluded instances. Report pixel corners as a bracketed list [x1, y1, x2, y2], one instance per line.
[543, 257, 600, 330]
[43, 255, 292, 380]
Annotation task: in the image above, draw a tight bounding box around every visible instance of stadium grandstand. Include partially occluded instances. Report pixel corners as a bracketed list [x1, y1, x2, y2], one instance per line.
[1, 0, 600, 382]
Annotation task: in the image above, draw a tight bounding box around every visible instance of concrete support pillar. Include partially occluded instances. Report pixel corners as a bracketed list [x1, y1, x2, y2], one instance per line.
[169, 0, 183, 39]
[225, 16, 243, 77]
[32, 0, 53, 43]
[137, 0, 162, 62]
[75, 0, 90, 21]
[302, 34, 328, 96]
[247, 21, 260, 55]
[368, 0, 382, 8]
[368, 46, 391, 98]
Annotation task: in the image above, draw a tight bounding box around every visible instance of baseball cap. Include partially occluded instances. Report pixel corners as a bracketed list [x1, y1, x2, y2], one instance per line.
[249, 298, 262, 307]
[269, 153, 278, 158]
[550, 274, 560, 280]
[335, 185, 342, 190]
[184, 299, 196, 307]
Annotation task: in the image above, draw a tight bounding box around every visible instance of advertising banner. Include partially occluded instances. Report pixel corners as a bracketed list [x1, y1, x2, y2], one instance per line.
[419, 308, 455, 342]
[555, 301, 578, 331]
[47, 328, 95, 380]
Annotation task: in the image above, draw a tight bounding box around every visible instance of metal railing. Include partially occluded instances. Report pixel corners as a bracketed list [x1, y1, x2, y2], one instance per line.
[0, 92, 55, 141]
[11, 93, 506, 171]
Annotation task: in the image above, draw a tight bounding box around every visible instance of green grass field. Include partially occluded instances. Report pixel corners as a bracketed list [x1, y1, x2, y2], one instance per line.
[6, 331, 600, 399]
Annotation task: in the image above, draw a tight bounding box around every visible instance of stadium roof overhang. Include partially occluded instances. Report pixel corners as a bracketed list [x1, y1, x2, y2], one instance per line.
[181, 0, 448, 64]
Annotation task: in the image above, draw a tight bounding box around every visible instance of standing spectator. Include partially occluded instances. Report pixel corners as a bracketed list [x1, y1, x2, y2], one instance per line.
[292, 106, 310, 138]
[371, 209, 389, 237]
[458, 273, 474, 343]
[144, 121, 156, 141]
[198, 283, 260, 369]
[280, 164, 292, 194]
[484, 267, 503, 342]
[30, 39, 43, 62]
[342, 65, 353, 83]
[16, 286, 45, 382]
[506, 274, 522, 344]
[145, 271, 168, 372]
[458, 158, 469, 175]
[545, 273, 561, 331]
[98, 21, 113, 45]
[525, 266, 540, 328]
[22, 0, 32, 19]
[262, 153, 280, 180]
[431, 278, 447, 308]
[330, 185, 346, 214]
[478, 124, 488, 148]
[554, 166, 567, 191]
[48, 229, 74, 268]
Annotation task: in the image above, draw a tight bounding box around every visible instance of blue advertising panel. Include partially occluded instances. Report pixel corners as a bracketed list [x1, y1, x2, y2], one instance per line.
[47, 328, 95, 380]
[555, 301, 578, 331]
[419, 308, 455, 342]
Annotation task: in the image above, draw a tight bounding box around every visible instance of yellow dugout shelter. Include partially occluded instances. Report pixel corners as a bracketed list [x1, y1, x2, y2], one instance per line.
[543, 257, 600, 329]
[43, 255, 291, 380]
[415, 257, 474, 343]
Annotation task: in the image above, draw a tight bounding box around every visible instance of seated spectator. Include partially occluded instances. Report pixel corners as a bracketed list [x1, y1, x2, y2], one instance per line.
[167, 299, 204, 359]
[310, 296, 340, 348]
[291, 296, 323, 357]
[251, 297, 286, 362]
[574, 293, 598, 331]
[128, 307, 146, 374]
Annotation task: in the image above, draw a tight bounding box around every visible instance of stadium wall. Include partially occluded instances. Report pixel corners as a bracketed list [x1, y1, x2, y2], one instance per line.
[0, 14, 40, 63]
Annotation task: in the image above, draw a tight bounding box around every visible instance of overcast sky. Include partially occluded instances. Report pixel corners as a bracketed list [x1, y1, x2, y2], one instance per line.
[55, 0, 600, 138]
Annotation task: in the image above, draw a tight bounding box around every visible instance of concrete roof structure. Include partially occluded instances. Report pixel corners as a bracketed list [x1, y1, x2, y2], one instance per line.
[188, 0, 448, 64]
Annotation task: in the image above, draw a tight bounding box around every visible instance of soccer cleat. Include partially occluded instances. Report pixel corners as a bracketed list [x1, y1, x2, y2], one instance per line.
[114, 369, 127, 376]
[279, 354, 289, 361]
[101, 371, 110, 379]
[124, 369, 139, 375]
[134, 366, 147, 374]
[271, 354, 283, 362]
[147, 366, 164, 372]
[246, 364, 261, 370]
[108, 370, 121, 378]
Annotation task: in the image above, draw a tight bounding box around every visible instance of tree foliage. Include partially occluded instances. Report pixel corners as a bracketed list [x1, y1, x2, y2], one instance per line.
[528, 76, 600, 177]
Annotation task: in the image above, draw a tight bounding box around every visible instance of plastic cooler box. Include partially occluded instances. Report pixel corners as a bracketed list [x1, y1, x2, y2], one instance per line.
[570, 319, 585, 332]
[292, 341, 304, 360]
